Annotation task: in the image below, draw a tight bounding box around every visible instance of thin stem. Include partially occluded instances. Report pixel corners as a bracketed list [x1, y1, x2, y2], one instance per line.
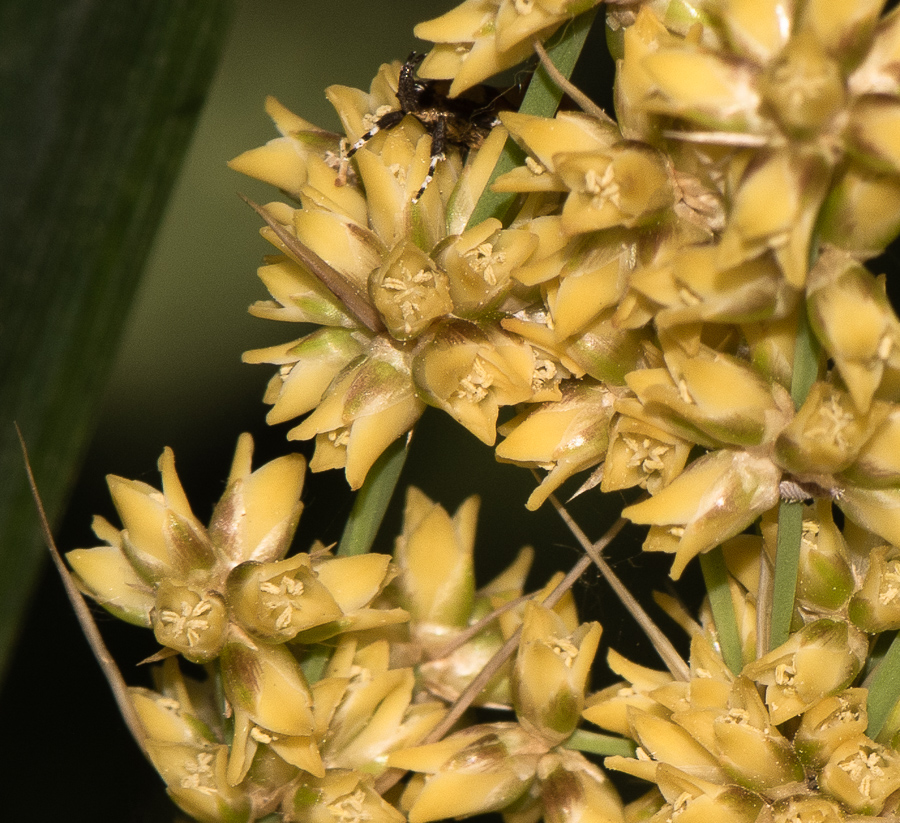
[756, 546, 773, 659]
[431, 593, 531, 660]
[770, 308, 820, 650]
[770, 501, 803, 650]
[532, 38, 614, 124]
[546, 490, 690, 681]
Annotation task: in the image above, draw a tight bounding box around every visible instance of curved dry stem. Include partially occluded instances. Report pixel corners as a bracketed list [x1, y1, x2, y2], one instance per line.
[17, 425, 149, 756]
[240, 194, 385, 334]
[374, 513, 628, 794]
[546, 490, 690, 681]
[532, 37, 615, 124]
[430, 593, 532, 660]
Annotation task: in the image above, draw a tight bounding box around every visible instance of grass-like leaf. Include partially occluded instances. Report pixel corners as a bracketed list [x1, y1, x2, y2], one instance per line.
[699, 548, 743, 674]
[866, 630, 900, 742]
[0, 0, 233, 684]
[565, 728, 637, 758]
[769, 308, 820, 650]
[337, 437, 409, 556]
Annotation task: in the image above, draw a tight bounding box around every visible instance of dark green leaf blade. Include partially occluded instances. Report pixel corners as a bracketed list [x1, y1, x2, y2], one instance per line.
[0, 0, 234, 684]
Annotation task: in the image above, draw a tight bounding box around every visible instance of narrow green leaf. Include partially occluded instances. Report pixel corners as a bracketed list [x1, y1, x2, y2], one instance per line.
[0, 0, 234, 684]
[770, 308, 820, 650]
[337, 437, 409, 556]
[699, 548, 743, 674]
[564, 728, 637, 758]
[866, 631, 900, 741]
[790, 304, 820, 409]
[466, 9, 598, 228]
[770, 502, 804, 650]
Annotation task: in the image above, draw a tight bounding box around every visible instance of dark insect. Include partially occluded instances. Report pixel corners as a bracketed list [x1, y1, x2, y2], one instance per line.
[343, 53, 513, 203]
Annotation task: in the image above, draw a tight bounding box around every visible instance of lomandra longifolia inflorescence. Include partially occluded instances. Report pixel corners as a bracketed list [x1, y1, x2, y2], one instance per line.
[63, 1, 900, 821]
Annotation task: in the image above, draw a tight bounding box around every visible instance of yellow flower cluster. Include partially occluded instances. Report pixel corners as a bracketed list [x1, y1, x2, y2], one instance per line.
[233, 0, 900, 591]
[67, 0, 900, 820]
[589, 632, 900, 820]
[69, 440, 618, 822]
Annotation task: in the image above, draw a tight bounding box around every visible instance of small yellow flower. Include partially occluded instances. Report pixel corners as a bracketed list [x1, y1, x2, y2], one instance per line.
[623, 448, 781, 579]
[282, 769, 406, 823]
[513, 602, 602, 745]
[496, 380, 616, 510]
[742, 620, 867, 726]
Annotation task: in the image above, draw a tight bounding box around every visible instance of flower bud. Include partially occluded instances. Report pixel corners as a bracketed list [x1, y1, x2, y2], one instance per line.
[245, 256, 362, 328]
[602, 414, 691, 495]
[718, 150, 831, 288]
[496, 381, 615, 510]
[495, 111, 620, 192]
[388, 723, 544, 823]
[775, 382, 883, 476]
[557, 143, 674, 234]
[438, 219, 537, 319]
[564, 311, 653, 386]
[791, 503, 854, 613]
[208, 434, 306, 565]
[711, 682, 804, 792]
[369, 240, 453, 341]
[310, 552, 404, 636]
[793, 689, 868, 768]
[806, 248, 900, 413]
[392, 487, 476, 633]
[759, 33, 844, 137]
[652, 762, 763, 823]
[623, 449, 781, 579]
[627, 707, 725, 782]
[538, 750, 625, 823]
[243, 328, 368, 425]
[413, 321, 535, 445]
[640, 46, 760, 132]
[837, 484, 900, 548]
[625, 349, 790, 448]
[227, 96, 339, 198]
[582, 649, 674, 737]
[321, 641, 445, 772]
[108, 461, 214, 584]
[290, 337, 425, 489]
[819, 159, 900, 255]
[843, 405, 900, 488]
[130, 686, 216, 747]
[144, 742, 251, 823]
[66, 528, 154, 627]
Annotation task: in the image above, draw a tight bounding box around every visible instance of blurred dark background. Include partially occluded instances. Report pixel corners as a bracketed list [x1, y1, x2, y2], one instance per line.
[0, 2, 688, 820]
